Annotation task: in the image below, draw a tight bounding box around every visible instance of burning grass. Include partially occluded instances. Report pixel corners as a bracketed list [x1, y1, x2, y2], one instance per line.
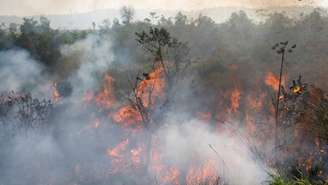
[1, 67, 327, 185]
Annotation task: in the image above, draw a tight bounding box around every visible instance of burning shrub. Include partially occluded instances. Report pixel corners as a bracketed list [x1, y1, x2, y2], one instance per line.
[274, 77, 328, 182]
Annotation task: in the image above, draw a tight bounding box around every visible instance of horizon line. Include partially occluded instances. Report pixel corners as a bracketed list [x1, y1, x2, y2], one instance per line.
[0, 4, 322, 17]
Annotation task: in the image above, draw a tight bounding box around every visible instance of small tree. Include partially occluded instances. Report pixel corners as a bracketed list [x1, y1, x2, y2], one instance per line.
[120, 6, 135, 25]
[133, 26, 190, 129]
[119, 27, 190, 174]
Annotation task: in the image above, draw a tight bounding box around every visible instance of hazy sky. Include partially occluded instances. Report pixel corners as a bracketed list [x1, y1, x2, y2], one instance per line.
[0, 0, 326, 16]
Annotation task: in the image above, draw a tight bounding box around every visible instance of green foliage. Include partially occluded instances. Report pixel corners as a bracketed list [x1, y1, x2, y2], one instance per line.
[269, 175, 294, 185]
[269, 173, 327, 185]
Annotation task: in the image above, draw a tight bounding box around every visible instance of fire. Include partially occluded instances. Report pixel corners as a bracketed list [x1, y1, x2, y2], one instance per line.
[265, 72, 280, 91]
[136, 66, 165, 108]
[107, 139, 129, 159]
[112, 105, 143, 127]
[151, 149, 181, 185]
[230, 88, 241, 113]
[186, 160, 219, 185]
[106, 139, 145, 173]
[161, 167, 181, 185]
[106, 139, 129, 173]
[291, 85, 302, 94]
[247, 93, 265, 111]
[52, 82, 61, 103]
[95, 74, 115, 109]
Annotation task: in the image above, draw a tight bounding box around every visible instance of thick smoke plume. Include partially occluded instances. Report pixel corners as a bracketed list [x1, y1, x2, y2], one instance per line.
[0, 49, 47, 95]
[156, 119, 268, 185]
[0, 33, 271, 185]
[1, 6, 328, 184]
[60, 34, 113, 97]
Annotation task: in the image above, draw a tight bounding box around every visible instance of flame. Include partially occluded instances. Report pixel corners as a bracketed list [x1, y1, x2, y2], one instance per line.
[265, 72, 280, 91]
[247, 93, 265, 111]
[136, 66, 165, 108]
[112, 105, 143, 127]
[106, 139, 129, 173]
[151, 149, 181, 185]
[52, 82, 61, 103]
[264, 72, 288, 93]
[162, 167, 181, 185]
[230, 88, 241, 113]
[186, 160, 219, 185]
[106, 139, 145, 173]
[107, 139, 129, 158]
[95, 74, 115, 109]
[291, 85, 302, 94]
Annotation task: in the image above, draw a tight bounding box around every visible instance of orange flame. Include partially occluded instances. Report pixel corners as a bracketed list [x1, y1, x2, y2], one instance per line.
[107, 139, 129, 158]
[230, 88, 241, 113]
[95, 74, 115, 109]
[247, 93, 265, 111]
[112, 106, 143, 127]
[186, 160, 219, 185]
[106, 139, 129, 173]
[265, 72, 280, 91]
[52, 83, 61, 103]
[151, 149, 181, 185]
[136, 66, 165, 108]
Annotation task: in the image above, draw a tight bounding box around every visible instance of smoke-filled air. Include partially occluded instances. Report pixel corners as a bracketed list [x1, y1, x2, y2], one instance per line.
[0, 1, 327, 185]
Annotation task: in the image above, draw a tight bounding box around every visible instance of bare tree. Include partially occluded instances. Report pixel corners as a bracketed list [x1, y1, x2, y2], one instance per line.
[120, 6, 135, 25]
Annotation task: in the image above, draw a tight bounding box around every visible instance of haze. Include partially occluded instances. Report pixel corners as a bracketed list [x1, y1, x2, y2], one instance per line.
[0, 0, 326, 16]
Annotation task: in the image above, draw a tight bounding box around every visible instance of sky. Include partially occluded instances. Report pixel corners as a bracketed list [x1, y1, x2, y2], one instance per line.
[0, 0, 326, 16]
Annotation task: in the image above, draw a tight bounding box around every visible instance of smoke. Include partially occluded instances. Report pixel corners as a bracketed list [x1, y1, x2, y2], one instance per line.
[0, 0, 322, 16]
[0, 49, 49, 96]
[156, 119, 269, 185]
[1, 133, 67, 185]
[60, 33, 113, 98]
[0, 22, 271, 185]
[2, 7, 327, 184]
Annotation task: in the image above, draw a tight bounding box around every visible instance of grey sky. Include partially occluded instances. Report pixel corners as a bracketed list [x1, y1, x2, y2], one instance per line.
[0, 0, 325, 16]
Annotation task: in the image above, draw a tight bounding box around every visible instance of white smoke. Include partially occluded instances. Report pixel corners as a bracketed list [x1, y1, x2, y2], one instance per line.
[156, 119, 269, 185]
[0, 49, 47, 95]
[0, 34, 271, 185]
[60, 34, 113, 97]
